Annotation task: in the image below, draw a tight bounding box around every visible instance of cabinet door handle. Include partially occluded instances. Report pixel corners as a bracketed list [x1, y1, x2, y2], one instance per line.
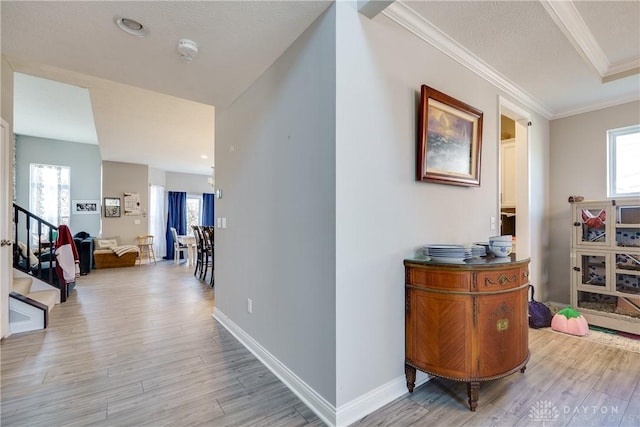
[573, 222, 581, 227]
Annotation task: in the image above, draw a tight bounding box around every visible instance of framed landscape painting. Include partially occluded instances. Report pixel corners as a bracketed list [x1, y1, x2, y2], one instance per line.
[417, 85, 483, 186]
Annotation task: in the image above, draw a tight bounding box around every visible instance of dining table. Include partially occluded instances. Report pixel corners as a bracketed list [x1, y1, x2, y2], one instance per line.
[177, 235, 197, 266]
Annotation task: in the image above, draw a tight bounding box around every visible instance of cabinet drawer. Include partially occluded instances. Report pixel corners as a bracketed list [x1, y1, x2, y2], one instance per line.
[476, 268, 522, 292]
[407, 268, 470, 291]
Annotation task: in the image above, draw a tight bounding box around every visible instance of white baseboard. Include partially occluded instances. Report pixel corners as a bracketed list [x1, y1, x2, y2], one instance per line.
[336, 369, 429, 426]
[213, 308, 430, 427]
[213, 308, 336, 426]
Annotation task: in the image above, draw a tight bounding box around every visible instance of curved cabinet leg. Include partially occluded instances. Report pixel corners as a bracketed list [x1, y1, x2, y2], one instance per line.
[405, 364, 416, 393]
[467, 381, 480, 411]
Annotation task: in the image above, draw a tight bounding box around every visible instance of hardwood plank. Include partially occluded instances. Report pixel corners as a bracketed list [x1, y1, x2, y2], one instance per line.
[620, 380, 640, 427]
[3, 261, 639, 426]
[1, 261, 322, 426]
[565, 390, 628, 427]
[593, 350, 640, 400]
[460, 402, 520, 427]
[351, 398, 430, 426]
[368, 328, 639, 427]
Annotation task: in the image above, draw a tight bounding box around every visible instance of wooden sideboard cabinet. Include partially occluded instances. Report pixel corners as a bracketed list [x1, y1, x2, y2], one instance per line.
[404, 256, 530, 411]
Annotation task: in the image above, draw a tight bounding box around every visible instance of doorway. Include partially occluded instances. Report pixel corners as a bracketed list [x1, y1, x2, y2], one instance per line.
[500, 115, 516, 236]
[499, 98, 531, 260]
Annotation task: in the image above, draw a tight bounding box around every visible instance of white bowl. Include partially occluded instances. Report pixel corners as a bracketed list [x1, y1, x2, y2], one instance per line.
[489, 235, 512, 242]
[489, 244, 512, 257]
[489, 241, 512, 247]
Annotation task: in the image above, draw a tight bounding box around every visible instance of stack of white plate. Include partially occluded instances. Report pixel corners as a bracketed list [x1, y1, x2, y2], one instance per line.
[423, 244, 472, 262]
[422, 244, 487, 262]
[471, 245, 486, 258]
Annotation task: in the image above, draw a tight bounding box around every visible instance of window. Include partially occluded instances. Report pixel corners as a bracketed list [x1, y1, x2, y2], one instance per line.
[29, 163, 70, 229]
[608, 125, 640, 198]
[186, 195, 201, 234]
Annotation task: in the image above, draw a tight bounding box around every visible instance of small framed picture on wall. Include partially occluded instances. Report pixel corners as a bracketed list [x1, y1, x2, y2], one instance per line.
[72, 200, 100, 215]
[104, 197, 121, 218]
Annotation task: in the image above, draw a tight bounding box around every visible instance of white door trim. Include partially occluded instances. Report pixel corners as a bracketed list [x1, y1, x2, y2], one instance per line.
[499, 96, 534, 282]
[1, 117, 13, 339]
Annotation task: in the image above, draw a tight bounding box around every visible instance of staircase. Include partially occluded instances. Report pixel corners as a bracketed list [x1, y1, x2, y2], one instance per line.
[9, 274, 59, 333]
[12, 203, 71, 302]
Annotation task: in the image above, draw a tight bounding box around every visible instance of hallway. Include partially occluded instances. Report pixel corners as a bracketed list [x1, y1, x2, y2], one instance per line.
[1, 262, 322, 426]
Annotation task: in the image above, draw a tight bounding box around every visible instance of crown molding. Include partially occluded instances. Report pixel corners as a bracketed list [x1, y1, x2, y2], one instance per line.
[382, 1, 553, 120]
[540, 0, 640, 84]
[539, 0, 609, 77]
[551, 94, 640, 120]
[603, 59, 640, 83]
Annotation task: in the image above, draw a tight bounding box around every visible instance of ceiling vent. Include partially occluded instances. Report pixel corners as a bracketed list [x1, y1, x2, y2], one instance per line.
[114, 17, 148, 37]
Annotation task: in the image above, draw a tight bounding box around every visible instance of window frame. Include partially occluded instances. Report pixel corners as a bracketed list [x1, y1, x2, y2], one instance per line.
[185, 193, 202, 235]
[607, 124, 640, 198]
[29, 162, 71, 227]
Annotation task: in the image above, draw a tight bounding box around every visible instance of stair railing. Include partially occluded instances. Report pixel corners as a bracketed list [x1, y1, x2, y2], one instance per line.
[12, 204, 66, 301]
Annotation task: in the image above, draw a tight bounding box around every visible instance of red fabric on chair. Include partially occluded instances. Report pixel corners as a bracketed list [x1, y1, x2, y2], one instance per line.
[55, 224, 80, 284]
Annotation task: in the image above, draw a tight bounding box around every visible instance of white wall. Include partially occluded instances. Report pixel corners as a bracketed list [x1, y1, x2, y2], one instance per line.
[215, 2, 552, 423]
[165, 171, 211, 195]
[15, 135, 102, 236]
[1, 55, 13, 131]
[149, 167, 166, 188]
[334, 1, 549, 411]
[548, 101, 640, 303]
[214, 5, 337, 406]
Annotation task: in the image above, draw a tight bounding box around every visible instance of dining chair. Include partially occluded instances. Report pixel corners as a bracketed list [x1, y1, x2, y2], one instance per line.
[170, 227, 189, 265]
[191, 225, 204, 277]
[203, 226, 214, 286]
[200, 226, 214, 285]
[136, 234, 157, 265]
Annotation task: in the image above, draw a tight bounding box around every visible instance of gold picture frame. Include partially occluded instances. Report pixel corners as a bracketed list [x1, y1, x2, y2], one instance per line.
[417, 85, 483, 187]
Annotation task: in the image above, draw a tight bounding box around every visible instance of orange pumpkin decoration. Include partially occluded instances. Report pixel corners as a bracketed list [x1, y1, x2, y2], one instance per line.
[551, 306, 589, 336]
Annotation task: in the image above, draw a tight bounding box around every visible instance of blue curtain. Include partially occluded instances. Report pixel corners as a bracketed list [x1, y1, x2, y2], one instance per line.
[202, 193, 215, 226]
[165, 191, 186, 260]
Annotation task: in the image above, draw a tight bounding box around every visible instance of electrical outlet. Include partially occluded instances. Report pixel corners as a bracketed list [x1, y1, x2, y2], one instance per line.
[490, 216, 496, 230]
[247, 298, 253, 314]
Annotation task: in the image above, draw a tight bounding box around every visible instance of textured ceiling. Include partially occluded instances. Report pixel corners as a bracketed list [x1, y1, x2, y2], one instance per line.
[1, 1, 332, 175]
[2, 1, 333, 108]
[400, 0, 639, 117]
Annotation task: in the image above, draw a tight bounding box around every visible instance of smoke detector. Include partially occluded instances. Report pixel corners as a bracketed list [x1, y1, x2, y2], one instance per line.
[178, 39, 198, 63]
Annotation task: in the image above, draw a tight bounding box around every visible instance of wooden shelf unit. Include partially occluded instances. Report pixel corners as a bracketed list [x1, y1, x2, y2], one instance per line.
[569, 199, 640, 334]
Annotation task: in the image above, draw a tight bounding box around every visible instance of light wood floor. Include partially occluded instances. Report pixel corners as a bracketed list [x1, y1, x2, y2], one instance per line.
[1, 261, 322, 426]
[2, 262, 639, 426]
[355, 328, 640, 427]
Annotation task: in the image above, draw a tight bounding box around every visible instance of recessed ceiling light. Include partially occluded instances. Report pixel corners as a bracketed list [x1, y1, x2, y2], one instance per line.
[115, 17, 148, 37]
[200, 155, 208, 159]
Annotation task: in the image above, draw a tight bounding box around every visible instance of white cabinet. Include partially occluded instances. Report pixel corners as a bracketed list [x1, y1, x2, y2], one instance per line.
[570, 199, 640, 334]
[500, 139, 516, 208]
